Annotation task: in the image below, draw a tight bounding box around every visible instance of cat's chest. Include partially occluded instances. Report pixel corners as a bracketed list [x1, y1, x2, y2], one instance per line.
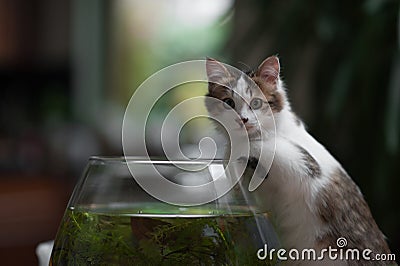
[248, 139, 273, 157]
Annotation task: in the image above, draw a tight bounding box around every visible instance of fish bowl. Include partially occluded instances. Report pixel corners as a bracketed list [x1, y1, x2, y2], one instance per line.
[50, 156, 279, 265]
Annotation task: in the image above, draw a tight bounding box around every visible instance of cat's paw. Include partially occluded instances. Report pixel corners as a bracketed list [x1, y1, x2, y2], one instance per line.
[237, 156, 247, 164]
[237, 156, 259, 169]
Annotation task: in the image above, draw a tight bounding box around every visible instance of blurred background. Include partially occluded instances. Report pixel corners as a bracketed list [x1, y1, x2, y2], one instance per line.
[0, 0, 399, 264]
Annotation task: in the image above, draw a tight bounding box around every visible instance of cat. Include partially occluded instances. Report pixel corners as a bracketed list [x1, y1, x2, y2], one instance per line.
[205, 56, 396, 265]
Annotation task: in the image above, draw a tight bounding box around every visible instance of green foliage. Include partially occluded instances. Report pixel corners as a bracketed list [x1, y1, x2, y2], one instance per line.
[51, 209, 275, 265]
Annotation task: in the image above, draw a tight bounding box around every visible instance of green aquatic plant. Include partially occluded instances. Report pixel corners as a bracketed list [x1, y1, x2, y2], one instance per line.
[51, 209, 276, 265]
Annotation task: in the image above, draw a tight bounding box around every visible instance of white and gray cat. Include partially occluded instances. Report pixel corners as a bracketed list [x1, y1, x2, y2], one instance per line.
[205, 56, 395, 265]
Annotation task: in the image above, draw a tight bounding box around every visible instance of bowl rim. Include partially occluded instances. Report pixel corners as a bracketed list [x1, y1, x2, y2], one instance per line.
[89, 156, 230, 164]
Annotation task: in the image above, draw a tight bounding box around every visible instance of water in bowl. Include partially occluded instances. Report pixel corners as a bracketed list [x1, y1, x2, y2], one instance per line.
[51, 203, 277, 265]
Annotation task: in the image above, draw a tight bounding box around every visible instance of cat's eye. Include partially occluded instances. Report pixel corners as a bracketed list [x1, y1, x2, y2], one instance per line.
[250, 98, 263, 109]
[222, 98, 235, 109]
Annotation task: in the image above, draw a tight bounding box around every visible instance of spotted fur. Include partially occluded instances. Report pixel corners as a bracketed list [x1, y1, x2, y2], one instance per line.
[293, 143, 322, 178]
[316, 168, 392, 265]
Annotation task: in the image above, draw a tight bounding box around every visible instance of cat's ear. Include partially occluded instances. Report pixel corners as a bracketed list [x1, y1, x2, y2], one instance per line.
[206, 57, 230, 83]
[256, 56, 280, 85]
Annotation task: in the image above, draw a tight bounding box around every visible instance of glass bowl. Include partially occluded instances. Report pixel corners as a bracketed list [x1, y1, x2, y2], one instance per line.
[50, 157, 279, 265]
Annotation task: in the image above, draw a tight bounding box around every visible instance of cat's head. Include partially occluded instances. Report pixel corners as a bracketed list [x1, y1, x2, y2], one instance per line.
[205, 56, 286, 139]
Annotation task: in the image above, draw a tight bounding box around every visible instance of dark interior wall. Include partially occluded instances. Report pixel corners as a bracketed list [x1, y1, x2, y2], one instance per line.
[0, 1, 72, 264]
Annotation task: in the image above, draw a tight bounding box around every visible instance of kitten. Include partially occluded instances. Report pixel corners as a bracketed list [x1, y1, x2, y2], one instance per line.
[205, 56, 395, 265]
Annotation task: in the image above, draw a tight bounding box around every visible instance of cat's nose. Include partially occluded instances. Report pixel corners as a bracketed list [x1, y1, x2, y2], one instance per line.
[242, 117, 249, 124]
